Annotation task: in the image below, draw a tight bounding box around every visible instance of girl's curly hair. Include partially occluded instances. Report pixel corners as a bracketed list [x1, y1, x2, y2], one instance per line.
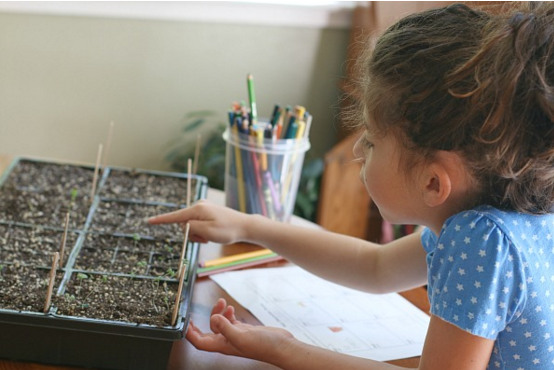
[347, 2, 554, 214]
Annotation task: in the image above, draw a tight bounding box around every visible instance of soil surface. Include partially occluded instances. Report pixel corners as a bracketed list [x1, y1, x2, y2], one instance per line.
[73, 233, 182, 277]
[0, 264, 62, 312]
[2, 160, 94, 196]
[54, 273, 178, 326]
[100, 169, 196, 206]
[88, 201, 184, 240]
[0, 160, 197, 326]
[0, 187, 90, 229]
[0, 224, 76, 267]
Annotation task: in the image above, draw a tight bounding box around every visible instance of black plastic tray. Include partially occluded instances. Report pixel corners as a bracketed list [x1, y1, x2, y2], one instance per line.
[0, 157, 208, 370]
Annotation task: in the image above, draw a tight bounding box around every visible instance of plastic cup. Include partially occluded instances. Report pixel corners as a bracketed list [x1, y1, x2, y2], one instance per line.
[223, 126, 310, 222]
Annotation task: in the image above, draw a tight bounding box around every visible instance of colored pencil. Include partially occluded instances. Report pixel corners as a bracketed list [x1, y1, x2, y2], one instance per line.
[197, 254, 284, 278]
[247, 74, 258, 125]
[199, 248, 274, 268]
[232, 123, 247, 212]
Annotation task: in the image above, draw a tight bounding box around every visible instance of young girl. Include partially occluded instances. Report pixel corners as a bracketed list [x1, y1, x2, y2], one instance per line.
[149, 2, 554, 369]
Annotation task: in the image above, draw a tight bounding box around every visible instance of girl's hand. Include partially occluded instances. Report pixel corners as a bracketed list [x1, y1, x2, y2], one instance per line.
[148, 201, 252, 244]
[186, 298, 295, 363]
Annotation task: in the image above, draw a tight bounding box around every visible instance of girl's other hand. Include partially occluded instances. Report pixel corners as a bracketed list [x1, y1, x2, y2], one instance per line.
[186, 298, 294, 363]
[147, 201, 251, 244]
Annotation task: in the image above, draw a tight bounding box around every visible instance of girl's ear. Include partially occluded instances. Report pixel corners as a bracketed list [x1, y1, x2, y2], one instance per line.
[422, 162, 452, 208]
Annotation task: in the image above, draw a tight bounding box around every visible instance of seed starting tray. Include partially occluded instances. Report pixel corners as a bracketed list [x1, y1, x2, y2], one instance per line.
[0, 157, 208, 370]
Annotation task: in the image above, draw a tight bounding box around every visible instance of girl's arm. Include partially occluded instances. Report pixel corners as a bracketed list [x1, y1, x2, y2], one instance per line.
[278, 316, 494, 370]
[188, 299, 495, 370]
[149, 201, 427, 293]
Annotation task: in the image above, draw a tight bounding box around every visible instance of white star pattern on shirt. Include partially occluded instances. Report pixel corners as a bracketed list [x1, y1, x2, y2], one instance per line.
[423, 208, 554, 370]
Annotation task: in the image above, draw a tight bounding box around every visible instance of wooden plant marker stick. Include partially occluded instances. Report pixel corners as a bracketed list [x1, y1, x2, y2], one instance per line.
[186, 158, 192, 208]
[102, 121, 115, 171]
[59, 212, 70, 266]
[177, 223, 190, 280]
[43, 252, 60, 313]
[171, 263, 188, 326]
[193, 133, 201, 175]
[90, 143, 103, 202]
[172, 222, 190, 324]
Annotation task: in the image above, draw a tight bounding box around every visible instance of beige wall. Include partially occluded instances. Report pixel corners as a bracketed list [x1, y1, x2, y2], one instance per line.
[0, 10, 349, 171]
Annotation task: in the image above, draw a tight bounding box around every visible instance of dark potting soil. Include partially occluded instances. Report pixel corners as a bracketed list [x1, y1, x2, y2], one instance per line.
[100, 169, 196, 206]
[0, 224, 76, 268]
[88, 201, 184, 240]
[0, 264, 62, 313]
[73, 233, 182, 277]
[54, 273, 178, 327]
[2, 160, 94, 197]
[0, 159, 197, 327]
[0, 186, 90, 230]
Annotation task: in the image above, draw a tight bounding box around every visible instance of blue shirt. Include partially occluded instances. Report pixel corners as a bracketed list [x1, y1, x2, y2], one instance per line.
[421, 205, 554, 369]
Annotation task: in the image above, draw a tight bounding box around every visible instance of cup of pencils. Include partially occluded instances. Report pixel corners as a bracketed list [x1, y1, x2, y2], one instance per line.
[224, 98, 311, 222]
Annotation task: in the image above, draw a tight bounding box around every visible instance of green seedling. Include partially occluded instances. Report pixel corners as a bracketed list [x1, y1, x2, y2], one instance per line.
[165, 268, 176, 278]
[70, 188, 78, 203]
[76, 273, 88, 294]
[137, 260, 147, 269]
[132, 233, 141, 249]
[163, 294, 170, 311]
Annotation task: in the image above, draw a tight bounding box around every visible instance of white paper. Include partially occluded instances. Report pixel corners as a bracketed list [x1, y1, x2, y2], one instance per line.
[211, 266, 430, 361]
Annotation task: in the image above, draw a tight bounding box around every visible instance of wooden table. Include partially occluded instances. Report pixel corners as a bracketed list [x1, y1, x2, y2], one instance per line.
[0, 155, 429, 370]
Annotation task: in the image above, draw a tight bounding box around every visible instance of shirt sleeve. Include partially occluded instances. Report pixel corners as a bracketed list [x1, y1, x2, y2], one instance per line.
[427, 212, 527, 339]
[421, 227, 437, 254]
